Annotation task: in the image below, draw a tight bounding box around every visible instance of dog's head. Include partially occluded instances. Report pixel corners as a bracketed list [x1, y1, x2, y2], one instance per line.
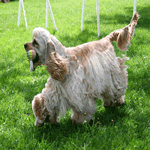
[24, 27, 68, 81]
[24, 27, 51, 71]
[32, 94, 59, 127]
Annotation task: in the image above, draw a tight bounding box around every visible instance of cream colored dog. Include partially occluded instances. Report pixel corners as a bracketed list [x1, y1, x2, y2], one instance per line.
[24, 12, 139, 127]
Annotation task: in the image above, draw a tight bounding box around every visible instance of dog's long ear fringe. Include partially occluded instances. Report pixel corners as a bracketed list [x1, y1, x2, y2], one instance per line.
[107, 12, 139, 51]
[45, 40, 68, 81]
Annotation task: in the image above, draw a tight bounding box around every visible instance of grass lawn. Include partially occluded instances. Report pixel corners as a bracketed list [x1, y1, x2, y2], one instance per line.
[0, 0, 150, 149]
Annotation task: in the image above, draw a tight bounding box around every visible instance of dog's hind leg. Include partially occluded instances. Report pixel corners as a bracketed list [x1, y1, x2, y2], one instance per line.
[71, 110, 85, 125]
[102, 94, 125, 108]
[114, 95, 125, 107]
[102, 97, 115, 108]
[101, 89, 116, 108]
[71, 109, 94, 125]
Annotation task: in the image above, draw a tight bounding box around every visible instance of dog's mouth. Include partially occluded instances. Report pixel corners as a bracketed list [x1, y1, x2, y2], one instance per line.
[24, 43, 44, 72]
[28, 51, 40, 72]
[26, 50, 40, 72]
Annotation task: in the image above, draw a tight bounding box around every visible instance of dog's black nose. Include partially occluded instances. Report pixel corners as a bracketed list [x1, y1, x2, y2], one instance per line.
[24, 43, 27, 49]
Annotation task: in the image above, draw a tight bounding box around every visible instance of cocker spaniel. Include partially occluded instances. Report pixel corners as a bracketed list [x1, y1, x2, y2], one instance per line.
[24, 12, 139, 127]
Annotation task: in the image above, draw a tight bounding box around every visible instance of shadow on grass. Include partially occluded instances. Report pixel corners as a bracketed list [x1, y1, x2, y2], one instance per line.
[58, 7, 148, 59]
[81, 5, 150, 56]
[85, 6, 150, 29]
[128, 6, 150, 29]
[128, 64, 150, 96]
[31, 101, 149, 147]
[94, 104, 127, 125]
[114, 6, 150, 29]
[33, 104, 127, 145]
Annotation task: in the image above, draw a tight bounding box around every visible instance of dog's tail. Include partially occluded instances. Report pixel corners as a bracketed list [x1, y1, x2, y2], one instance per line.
[106, 12, 139, 51]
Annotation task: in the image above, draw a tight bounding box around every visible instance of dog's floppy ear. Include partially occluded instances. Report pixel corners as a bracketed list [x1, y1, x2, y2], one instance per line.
[45, 39, 68, 81]
[116, 27, 131, 51]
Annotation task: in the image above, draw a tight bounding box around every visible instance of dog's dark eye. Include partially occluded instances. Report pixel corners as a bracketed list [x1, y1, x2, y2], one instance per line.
[33, 40, 39, 47]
